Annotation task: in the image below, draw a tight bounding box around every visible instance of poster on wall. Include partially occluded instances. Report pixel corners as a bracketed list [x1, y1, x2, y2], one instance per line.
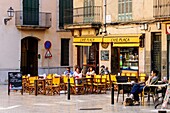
[101, 50, 109, 61]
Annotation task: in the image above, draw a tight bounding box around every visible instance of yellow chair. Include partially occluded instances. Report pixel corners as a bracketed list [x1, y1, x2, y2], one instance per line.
[52, 77, 60, 95]
[126, 73, 131, 76]
[22, 75, 28, 93]
[46, 74, 53, 79]
[85, 75, 93, 93]
[93, 75, 106, 94]
[131, 73, 137, 77]
[121, 73, 126, 76]
[70, 77, 84, 95]
[139, 73, 147, 82]
[28, 76, 38, 94]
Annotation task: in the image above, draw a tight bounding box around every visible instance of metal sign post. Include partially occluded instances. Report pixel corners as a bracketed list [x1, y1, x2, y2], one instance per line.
[111, 82, 114, 105]
[44, 41, 52, 74]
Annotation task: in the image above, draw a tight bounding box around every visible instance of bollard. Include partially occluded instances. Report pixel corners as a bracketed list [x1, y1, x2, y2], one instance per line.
[67, 77, 70, 100]
[111, 83, 114, 105]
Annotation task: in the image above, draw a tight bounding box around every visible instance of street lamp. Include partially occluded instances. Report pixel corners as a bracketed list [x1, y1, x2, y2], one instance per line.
[4, 7, 14, 25]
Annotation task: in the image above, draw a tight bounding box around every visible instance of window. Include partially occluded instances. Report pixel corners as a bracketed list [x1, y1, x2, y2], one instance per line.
[61, 39, 70, 66]
[23, 0, 39, 25]
[118, 0, 132, 21]
[59, 0, 73, 28]
[84, 0, 94, 23]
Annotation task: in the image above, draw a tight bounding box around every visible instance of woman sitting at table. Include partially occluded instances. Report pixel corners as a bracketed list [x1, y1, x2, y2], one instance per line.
[73, 67, 82, 79]
[126, 70, 159, 105]
[86, 67, 96, 76]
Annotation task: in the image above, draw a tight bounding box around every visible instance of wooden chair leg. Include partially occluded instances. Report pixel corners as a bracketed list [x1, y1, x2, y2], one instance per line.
[117, 90, 119, 103]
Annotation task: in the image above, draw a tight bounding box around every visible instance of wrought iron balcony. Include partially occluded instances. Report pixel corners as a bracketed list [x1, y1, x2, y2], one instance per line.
[153, 0, 170, 18]
[64, 6, 102, 27]
[15, 11, 52, 29]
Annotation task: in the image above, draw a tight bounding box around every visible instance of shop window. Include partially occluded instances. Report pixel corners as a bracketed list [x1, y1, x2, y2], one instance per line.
[120, 48, 138, 71]
[61, 39, 70, 66]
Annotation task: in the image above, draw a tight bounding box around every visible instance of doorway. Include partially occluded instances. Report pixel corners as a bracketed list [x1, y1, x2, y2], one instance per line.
[77, 43, 99, 74]
[21, 37, 38, 75]
[151, 32, 161, 78]
[111, 47, 119, 74]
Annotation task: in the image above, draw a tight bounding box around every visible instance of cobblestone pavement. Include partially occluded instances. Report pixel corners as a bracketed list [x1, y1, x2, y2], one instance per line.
[0, 85, 169, 113]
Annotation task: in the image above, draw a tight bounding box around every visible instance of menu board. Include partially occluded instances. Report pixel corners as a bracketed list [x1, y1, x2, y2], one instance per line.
[101, 50, 109, 61]
[8, 72, 23, 95]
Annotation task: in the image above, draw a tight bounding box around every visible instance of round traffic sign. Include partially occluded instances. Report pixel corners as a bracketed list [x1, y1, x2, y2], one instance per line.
[44, 41, 52, 49]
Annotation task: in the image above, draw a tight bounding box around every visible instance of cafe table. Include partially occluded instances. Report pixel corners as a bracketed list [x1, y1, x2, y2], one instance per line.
[116, 82, 133, 102]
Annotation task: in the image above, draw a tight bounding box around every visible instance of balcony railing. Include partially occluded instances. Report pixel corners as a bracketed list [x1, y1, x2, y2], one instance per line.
[15, 11, 51, 29]
[153, 0, 170, 18]
[64, 6, 102, 25]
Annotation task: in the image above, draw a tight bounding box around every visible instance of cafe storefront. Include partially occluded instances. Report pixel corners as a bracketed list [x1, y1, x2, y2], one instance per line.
[72, 34, 145, 77]
[73, 36, 103, 74]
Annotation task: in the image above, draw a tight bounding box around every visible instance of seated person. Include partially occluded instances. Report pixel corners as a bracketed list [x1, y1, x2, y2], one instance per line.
[100, 65, 107, 75]
[73, 67, 82, 79]
[86, 67, 96, 76]
[64, 67, 73, 76]
[73, 67, 82, 85]
[127, 70, 159, 105]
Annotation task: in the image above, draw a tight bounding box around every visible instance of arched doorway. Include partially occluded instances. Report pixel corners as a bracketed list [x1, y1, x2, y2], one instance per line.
[21, 37, 38, 76]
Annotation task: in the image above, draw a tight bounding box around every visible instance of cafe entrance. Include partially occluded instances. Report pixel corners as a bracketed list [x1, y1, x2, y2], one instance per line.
[77, 43, 99, 74]
[21, 37, 38, 75]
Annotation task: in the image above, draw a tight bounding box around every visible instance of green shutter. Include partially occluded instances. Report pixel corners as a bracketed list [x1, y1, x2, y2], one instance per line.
[23, 0, 39, 25]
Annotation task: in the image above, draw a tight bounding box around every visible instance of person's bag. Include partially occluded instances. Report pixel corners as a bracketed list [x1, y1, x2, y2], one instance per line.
[124, 97, 134, 106]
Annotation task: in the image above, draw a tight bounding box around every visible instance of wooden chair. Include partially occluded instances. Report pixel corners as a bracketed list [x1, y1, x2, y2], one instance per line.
[28, 76, 38, 94]
[121, 73, 126, 76]
[22, 75, 28, 93]
[126, 73, 131, 76]
[131, 73, 137, 77]
[51, 76, 60, 95]
[106, 74, 111, 89]
[63, 75, 69, 94]
[70, 77, 84, 95]
[93, 75, 107, 94]
[46, 76, 60, 95]
[85, 75, 93, 94]
[139, 73, 147, 82]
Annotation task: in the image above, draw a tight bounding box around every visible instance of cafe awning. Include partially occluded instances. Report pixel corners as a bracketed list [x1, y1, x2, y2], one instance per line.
[103, 34, 142, 43]
[73, 43, 92, 46]
[73, 36, 103, 43]
[113, 43, 139, 47]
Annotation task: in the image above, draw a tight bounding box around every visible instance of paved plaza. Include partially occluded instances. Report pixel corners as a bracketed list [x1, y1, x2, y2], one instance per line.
[0, 85, 169, 113]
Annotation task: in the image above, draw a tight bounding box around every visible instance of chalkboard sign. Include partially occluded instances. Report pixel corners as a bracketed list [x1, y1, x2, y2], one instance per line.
[101, 50, 109, 61]
[8, 72, 23, 95]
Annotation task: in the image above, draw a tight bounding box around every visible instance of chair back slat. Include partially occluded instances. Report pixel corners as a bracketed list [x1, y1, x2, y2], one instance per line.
[110, 75, 117, 82]
[52, 77, 60, 85]
[29, 76, 38, 84]
[70, 77, 75, 84]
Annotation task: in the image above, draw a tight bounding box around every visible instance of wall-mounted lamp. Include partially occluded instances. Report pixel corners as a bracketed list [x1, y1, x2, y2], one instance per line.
[4, 7, 14, 25]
